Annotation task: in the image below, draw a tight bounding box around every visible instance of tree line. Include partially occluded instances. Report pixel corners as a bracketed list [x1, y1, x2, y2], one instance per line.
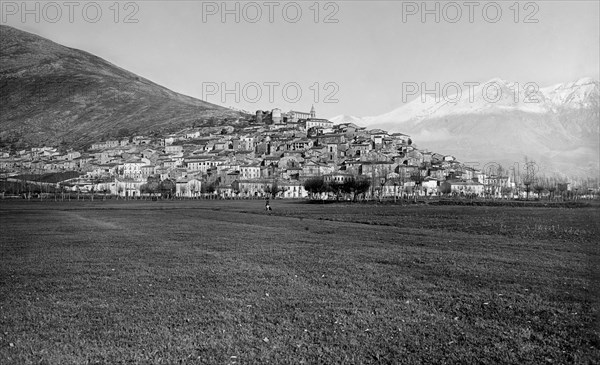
[303, 176, 371, 201]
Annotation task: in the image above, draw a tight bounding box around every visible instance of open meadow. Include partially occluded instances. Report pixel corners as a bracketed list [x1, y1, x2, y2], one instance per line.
[1, 199, 598, 364]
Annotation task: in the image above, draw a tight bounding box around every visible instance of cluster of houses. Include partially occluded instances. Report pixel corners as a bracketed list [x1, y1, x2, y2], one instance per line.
[0, 107, 517, 199]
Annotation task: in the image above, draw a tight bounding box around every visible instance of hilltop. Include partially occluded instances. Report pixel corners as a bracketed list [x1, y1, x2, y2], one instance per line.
[0, 25, 244, 150]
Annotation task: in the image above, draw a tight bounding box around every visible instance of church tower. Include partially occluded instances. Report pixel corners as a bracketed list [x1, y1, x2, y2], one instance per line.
[310, 105, 316, 119]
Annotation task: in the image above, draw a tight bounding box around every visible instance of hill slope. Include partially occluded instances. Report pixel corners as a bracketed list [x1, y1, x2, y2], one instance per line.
[0, 25, 243, 149]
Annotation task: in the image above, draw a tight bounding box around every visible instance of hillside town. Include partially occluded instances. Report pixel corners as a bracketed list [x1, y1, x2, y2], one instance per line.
[0, 106, 579, 200]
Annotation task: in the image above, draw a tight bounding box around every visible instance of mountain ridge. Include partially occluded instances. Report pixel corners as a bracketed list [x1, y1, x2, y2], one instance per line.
[0, 25, 244, 149]
[329, 78, 599, 178]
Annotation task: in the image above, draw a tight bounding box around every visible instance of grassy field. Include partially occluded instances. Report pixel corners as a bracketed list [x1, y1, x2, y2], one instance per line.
[0, 199, 598, 364]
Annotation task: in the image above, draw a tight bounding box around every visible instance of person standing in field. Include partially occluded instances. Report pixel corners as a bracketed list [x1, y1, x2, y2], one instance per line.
[265, 199, 272, 214]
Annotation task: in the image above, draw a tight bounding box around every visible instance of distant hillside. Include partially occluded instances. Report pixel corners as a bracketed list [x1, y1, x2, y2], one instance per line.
[0, 25, 245, 149]
[328, 115, 365, 126]
[347, 78, 599, 178]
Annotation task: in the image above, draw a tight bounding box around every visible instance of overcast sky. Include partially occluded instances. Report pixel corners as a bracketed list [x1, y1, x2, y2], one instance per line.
[2, 1, 599, 118]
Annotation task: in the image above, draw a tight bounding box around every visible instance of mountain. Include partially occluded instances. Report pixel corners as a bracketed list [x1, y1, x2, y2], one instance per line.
[0, 25, 244, 149]
[358, 78, 599, 178]
[328, 114, 365, 125]
[541, 77, 598, 110]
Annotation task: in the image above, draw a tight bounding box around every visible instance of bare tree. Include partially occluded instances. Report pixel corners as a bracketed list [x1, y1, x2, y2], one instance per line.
[389, 174, 402, 203]
[410, 171, 425, 201]
[180, 184, 188, 198]
[522, 157, 538, 200]
[501, 186, 513, 199]
[190, 183, 198, 198]
[269, 180, 284, 199]
[483, 162, 503, 199]
[372, 163, 392, 202]
[557, 183, 568, 200]
[533, 184, 545, 199]
[545, 177, 557, 200]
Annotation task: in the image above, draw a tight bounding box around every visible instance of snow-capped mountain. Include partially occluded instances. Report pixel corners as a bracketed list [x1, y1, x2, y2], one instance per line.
[334, 78, 599, 178]
[328, 114, 365, 125]
[362, 78, 597, 125]
[541, 77, 599, 110]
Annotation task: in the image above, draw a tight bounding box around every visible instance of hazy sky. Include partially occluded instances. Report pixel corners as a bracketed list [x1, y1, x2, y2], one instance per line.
[2, 1, 599, 118]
